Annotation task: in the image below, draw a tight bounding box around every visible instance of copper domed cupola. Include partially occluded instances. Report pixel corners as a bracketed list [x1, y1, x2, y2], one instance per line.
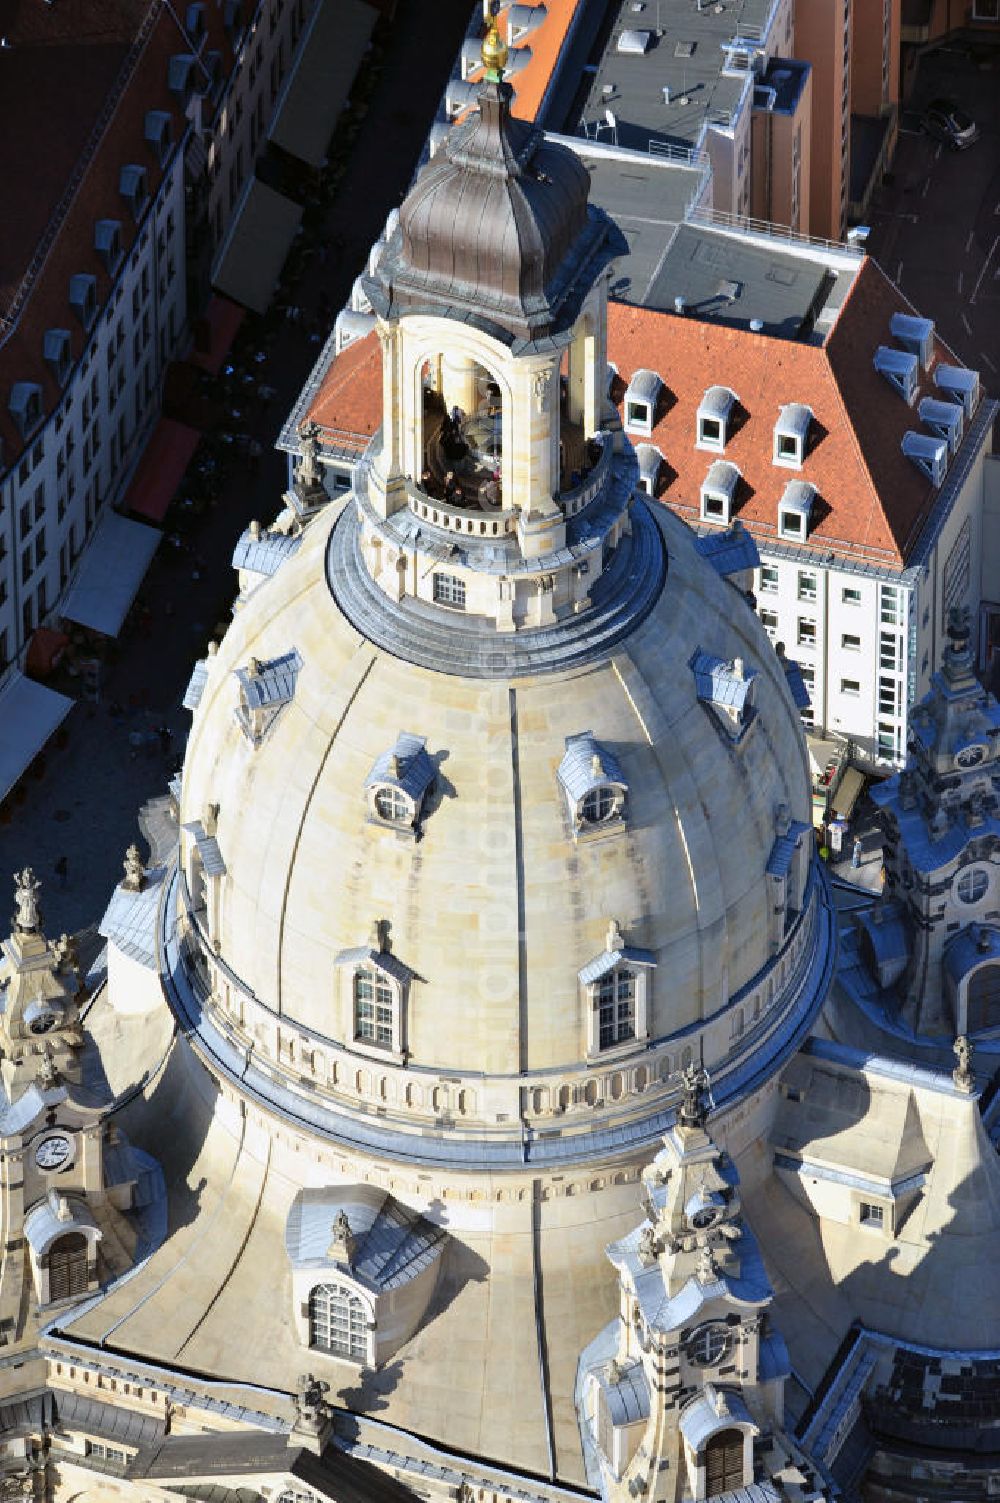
[367, 45, 621, 346]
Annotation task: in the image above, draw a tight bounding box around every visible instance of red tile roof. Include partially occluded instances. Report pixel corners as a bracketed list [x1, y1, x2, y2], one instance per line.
[609, 257, 965, 567]
[300, 259, 973, 568]
[0, 0, 235, 465]
[304, 331, 382, 455]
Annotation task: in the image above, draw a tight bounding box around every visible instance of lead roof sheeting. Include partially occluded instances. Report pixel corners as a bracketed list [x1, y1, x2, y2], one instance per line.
[636, 443, 664, 483]
[694, 525, 759, 576]
[365, 733, 435, 800]
[0, 1391, 53, 1433]
[235, 648, 302, 712]
[60, 511, 161, 637]
[24, 1195, 98, 1256]
[98, 868, 166, 969]
[334, 945, 415, 987]
[703, 458, 740, 500]
[679, 1389, 756, 1452]
[231, 527, 301, 576]
[600, 1362, 650, 1427]
[778, 401, 812, 439]
[919, 397, 962, 432]
[944, 924, 1000, 986]
[766, 819, 810, 877]
[55, 1389, 163, 1449]
[782, 657, 811, 710]
[699, 384, 736, 418]
[0, 671, 74, 804]
[578, 945, 656, 984]
[182, 658, 209, 711]
[557, 732, 626, 801]
[626, 367, 663, 406]
[691, 650, 757, 711]
[285, 1188, 445, 1289]
[183, 821, 227, 877]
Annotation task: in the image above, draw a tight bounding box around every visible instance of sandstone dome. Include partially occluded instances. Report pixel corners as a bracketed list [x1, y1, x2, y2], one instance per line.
[177, 492, 820, 1143]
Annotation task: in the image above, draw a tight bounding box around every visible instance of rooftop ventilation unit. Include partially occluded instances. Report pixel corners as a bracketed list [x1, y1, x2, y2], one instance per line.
[901, 431, 948, 487]
[919, 396, 964, 454]
[934, 363, 979, 420]
[675, 39, 695, 56]
[873, 345, 918, 404]
[617, 28, 654, 53]
[890, 312, 934, 370]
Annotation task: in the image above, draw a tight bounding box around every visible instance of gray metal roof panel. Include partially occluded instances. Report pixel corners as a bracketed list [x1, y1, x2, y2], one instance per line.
[231, 527, 301, 577]
[55, 1389, 164, 1449]
[765, 819, 810, 878]
[691, 649, 757, 710]
[578, 945, 656, 984]
[557, 732, 627, 802]
[182, 821, 227, 878]
[364, 733, 435, 800]
[182, 659, 209, 711]
[333, 946, 416, 987]
[234, 648, 302, 712]
[694, 524, 759, 577]
[99, 867, 166, 969]
[626, 367, 663, 404]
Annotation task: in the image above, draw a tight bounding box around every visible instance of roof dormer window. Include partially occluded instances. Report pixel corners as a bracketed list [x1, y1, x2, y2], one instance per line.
[365, 733, 436, 836]
[119, 165, 149, 223]
[691, 648, 758, 739]
[697, 386, 736, 451]
[8, 383, 43, 441]
[168, 53, 197, 104]
[700, 460, 739, 525]
[635, 443, 664, 496]
[335, 921, 414, 1063]
[773, 403, 812, 469]
[185, 2, 206, 43]
[919, 396, 963, 453]
[624, 369, 663, 436]
[934, 363, 979, 419]
[874, 346, 918, 404]
[94, 219, 123, 274]
[144, 110, 173, 166]
[43, 329, 72, 387]
[778, 480, 815, 540]
[579, 920, 655, 1058]
[234, 649, 302, 745]
[901, 431, 947, 487]
[69, 273, 98, 331]
[890, 311, 934, 370]
[558, 733, 627, 838]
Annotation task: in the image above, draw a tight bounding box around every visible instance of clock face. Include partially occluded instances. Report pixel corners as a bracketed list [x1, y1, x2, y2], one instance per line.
[34, 1134, 72, 1171]
[957, 744, 987, 769]
[686, 1322, 730, 1368]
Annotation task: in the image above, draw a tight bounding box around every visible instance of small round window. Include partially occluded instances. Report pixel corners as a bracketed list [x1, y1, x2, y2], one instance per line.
[580, 786, 617, 824]
[956, 866, 990, 905]
[374, 787, 411, 823]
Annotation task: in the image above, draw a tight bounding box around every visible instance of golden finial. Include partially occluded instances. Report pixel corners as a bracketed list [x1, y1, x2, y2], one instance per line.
[481, 19, 508, 79]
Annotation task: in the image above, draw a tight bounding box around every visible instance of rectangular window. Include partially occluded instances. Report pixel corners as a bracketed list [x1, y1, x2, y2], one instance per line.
[841, 633, 861, 651]
[703, 492, 726, 518]
[879, 586, 900, 626]
[433, 573, 466, 609]
[597, 969, 635, 1050]
[18, 502, 30, 541]
[879, 631, 900, 670]
[860, 1202, 884, 1228]
[797, 618, 816, 647]
[760, 564, 778, 593]
[354, 970, 393, 1047]
[840, 678, 860, 696]
[877, 721, 897, 758]
[760, 609, 778, 632]
[878, 676, 901, 716]
[797, 570, 816, 602]
[699, 417, 721, 444]
[626, 401, 649, 428]
[84, 1442, 127, 1465]
[842, 586, 861, 605]
[799, 665, 815, 688]
[779, 508, 803, 537]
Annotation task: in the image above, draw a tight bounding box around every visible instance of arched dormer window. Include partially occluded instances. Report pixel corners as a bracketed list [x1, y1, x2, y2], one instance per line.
[558, 732, 627, 840]
[365, 732, 435, 837]
[309, 1282, 370, 1363]
[579, 921, 655, 1057]
[697, 387, 736, 452]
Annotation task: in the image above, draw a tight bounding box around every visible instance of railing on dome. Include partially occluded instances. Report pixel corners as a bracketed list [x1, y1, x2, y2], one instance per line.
[407, 482, 518, 538]
[558, 436, 612, 518]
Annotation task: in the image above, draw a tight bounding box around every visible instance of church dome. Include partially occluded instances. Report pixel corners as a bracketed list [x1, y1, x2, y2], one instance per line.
[176, 496, 822, 1148]
[369, 79, 608, 344]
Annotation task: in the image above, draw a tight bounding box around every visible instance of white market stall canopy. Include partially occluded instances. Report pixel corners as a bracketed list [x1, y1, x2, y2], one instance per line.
[268, 0, 378, 168]
[61, 511, 160, 637]
[0, 672, 73, 801]
[212, 177, 304, 315]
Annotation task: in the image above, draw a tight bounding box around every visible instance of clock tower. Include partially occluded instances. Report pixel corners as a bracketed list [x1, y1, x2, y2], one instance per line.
[0, 870, 162, 1332]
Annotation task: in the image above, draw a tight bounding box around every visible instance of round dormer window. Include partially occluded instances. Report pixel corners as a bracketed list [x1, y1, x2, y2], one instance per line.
[374, 787, 411, 824]
[955, 866, 990, 905]
[581, 786, 617, 824]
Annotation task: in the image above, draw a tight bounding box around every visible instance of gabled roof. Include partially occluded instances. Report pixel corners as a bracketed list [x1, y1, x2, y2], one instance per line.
[691, 650, 757, 711]
[607, 258, 975, 567]
[557, 731, 627, 801]
[303, 327, 383, 457]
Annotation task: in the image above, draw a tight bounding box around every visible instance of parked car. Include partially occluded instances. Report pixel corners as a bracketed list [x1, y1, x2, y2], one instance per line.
[923, 97, 979, 150]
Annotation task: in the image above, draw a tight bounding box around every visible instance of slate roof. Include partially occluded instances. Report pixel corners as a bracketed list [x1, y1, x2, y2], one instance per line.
[99, 865, 166, 968]
[235, 649, 302, 713]
[607, 259, 980, 567]
[284, 1186, 445, 1290]
[54, 1387, 163, 1448]
[364, 733, 435, 801]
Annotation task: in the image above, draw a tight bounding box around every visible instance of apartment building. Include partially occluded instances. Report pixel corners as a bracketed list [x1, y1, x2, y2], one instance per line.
[0, 0, 378, 800]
